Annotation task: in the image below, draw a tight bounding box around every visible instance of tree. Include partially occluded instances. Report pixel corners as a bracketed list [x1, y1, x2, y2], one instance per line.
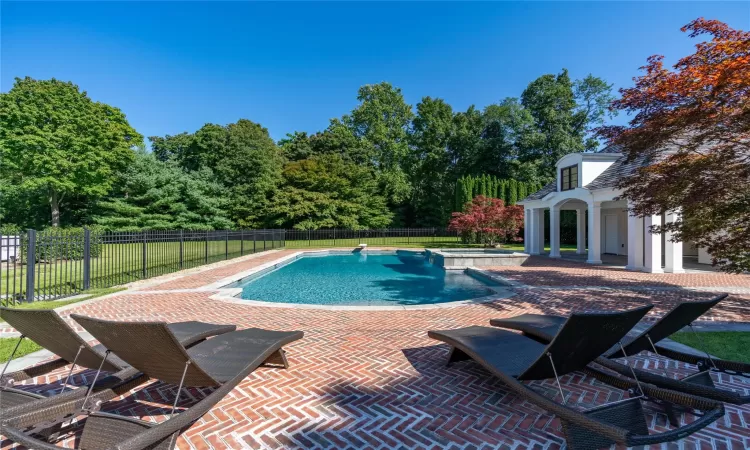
[520, 70, 615, 179]
[408, 97, 455, 226]
[347, 82, 414, 207]
[278, 131, 314, 162]
[449, 196, 524, 246]
[95, 150, 233, 230]
[150, 119, 284, 227]
[480, 98, 537, 180]
[267, 154, 393, 230]
[150, 132, 194, 163]
[598, 18, 750, 272]
[0, 77, 142, 227]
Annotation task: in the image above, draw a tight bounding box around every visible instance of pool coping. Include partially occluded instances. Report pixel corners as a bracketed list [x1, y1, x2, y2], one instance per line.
[205, 249, 518, 310]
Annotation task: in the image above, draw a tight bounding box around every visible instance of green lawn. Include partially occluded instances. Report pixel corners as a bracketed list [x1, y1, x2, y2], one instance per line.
[0, 338, 42, 364]
[671, 331, 750, 363]
[3, 287, 126, 310]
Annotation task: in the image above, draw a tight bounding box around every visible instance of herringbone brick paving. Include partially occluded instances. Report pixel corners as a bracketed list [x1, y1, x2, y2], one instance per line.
[2, 252, 749, 449]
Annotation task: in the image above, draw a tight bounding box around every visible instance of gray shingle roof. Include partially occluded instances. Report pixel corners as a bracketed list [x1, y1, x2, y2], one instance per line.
[521, 181, 556, 201]
[584, 154, 648, 190]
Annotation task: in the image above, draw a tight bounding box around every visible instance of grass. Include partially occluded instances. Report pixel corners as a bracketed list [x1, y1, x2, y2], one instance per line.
[671, 331, 750, 363]
[4, 286, 126, 310]
[0, 338, 42, 364]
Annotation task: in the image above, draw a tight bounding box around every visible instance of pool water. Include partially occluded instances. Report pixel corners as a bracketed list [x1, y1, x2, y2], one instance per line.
[230, 252, 497, 306]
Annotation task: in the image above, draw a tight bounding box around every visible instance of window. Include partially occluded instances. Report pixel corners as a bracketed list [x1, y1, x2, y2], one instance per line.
[560, 165, 578, 191]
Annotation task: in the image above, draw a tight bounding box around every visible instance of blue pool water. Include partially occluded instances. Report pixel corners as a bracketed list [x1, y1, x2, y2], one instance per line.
[230, 252, 497, 306]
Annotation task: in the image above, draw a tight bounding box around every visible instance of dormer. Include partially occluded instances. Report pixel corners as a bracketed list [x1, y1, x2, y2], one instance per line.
[556, 152, 622, 191]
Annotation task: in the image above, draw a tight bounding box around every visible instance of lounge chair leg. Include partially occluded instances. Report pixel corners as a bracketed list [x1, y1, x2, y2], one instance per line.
[1, 335, 25, 383]
[663, 403, 681, 427]
[446, 347, 471, 367]
[263, 349, 289, 369]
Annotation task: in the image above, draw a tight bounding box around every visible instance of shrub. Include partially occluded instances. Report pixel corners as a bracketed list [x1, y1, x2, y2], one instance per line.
[20, 227, 102, 262]
[449, 196, 525, 246]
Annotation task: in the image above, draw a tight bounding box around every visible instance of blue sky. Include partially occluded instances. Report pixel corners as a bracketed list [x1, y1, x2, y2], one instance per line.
[2, 2, 749, 142]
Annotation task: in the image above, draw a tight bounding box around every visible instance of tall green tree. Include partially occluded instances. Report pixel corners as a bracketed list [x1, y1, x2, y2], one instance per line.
[346, 82, 414, 209]
[480, 98, 537, 180]
[268, 154, 392, 230]
[408, 97, 455, 226]
[149, 119, 284, 227]
[520, 70, 615, 179]
[0, 77, 142, 227]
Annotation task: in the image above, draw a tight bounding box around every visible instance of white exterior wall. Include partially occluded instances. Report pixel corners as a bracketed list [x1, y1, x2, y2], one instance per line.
[599, 208, 627, 256]
[1, 235, 20, 262]
[581, 160, 615, 186]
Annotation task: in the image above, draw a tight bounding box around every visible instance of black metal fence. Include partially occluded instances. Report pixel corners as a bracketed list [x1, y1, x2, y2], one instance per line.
[284, 228, 460, 248]
[1, 229, 284, 305]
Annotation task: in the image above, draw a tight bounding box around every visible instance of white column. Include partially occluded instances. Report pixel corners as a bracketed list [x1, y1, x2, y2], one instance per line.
[523, 209, 531, 254]
[586, 201, 602, 264]
[626, 209, 644, 271]
[549, 205, 561, 258]
[535, 209, 545, 255]
[643, 214, 664, 273]
[576, 209, 586, 254]
[664, 211, 684, 273]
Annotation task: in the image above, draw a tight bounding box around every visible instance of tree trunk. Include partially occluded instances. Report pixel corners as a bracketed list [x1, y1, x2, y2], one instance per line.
[50, 187, 60, 227]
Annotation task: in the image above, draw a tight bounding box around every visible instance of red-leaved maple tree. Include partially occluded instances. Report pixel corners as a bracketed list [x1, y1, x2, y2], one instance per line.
[597, 18, 750, 272]
[449, 196, 525, 246]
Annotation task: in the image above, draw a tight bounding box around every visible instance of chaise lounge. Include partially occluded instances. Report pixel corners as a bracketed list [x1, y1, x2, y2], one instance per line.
[489, 294, 750, 404]
[0, 307, 236, 412]
[428, 305, 725, 449]
[1, 315, 304, 450]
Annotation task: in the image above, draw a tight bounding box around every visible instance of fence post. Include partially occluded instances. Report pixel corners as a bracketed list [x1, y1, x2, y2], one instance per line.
[263, 230, 266, 251]
[179, 230, 184, 269]
[142, 231, 147, 279]
[25, 229, 36, 302]
[240, 230, 244, 256]
[83, 228, 91, 290]
[253, 231, 257, 253]
[205, 231, 209, 263]
[225, 230, 229, 259]
[271, 231, 275, 249]
[333, 228, 336, 247]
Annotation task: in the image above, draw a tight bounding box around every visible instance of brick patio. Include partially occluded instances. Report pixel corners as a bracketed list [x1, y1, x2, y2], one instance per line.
[2, 252, 749, 449]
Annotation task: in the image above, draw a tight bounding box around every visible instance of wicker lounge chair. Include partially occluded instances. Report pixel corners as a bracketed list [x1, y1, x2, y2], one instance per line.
[1, 315, 304, 450]
[490, 294, 750, 404]
[428, 306, 725, 449]
[0, 307, 236, 411]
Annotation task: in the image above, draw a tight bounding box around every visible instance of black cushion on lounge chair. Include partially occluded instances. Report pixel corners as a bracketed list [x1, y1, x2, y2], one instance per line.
[432, 326, 545, 377]
[72, 314, 304, 387]
[0, 308, 237, 373]
[490, 294, 727, 358]
[187, 328, 301, 383]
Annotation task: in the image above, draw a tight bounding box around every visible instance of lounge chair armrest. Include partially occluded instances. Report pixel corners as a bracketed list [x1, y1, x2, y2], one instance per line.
[627, 403, 725, 447]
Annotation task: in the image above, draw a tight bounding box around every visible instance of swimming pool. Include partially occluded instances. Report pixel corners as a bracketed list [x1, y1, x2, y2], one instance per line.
[226, 251, 499, 306]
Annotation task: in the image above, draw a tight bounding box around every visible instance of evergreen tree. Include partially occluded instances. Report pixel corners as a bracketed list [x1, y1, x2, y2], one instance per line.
[96, 151, 233, 231]
[508, 179, 518, 205]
